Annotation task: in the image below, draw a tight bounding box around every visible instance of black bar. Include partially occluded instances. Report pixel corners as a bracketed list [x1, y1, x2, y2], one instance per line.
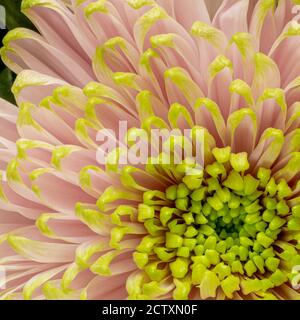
[0, 300, 295, 319]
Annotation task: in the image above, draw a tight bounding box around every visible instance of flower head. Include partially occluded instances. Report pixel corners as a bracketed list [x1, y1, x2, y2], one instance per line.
[0, 0, 300, 300]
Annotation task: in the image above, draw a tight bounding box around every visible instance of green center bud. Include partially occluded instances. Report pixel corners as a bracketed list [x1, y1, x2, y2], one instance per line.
[131, 148, 298, 300]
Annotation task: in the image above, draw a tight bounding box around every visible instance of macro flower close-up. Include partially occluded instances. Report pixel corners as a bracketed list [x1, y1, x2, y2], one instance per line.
[0, 0, 300, 301]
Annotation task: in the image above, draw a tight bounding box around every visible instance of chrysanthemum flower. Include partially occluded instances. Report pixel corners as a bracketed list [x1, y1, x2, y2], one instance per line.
[0, 0, 300, 300]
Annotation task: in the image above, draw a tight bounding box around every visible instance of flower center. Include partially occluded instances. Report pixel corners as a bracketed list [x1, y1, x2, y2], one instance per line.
[132, 147, 297, 299]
